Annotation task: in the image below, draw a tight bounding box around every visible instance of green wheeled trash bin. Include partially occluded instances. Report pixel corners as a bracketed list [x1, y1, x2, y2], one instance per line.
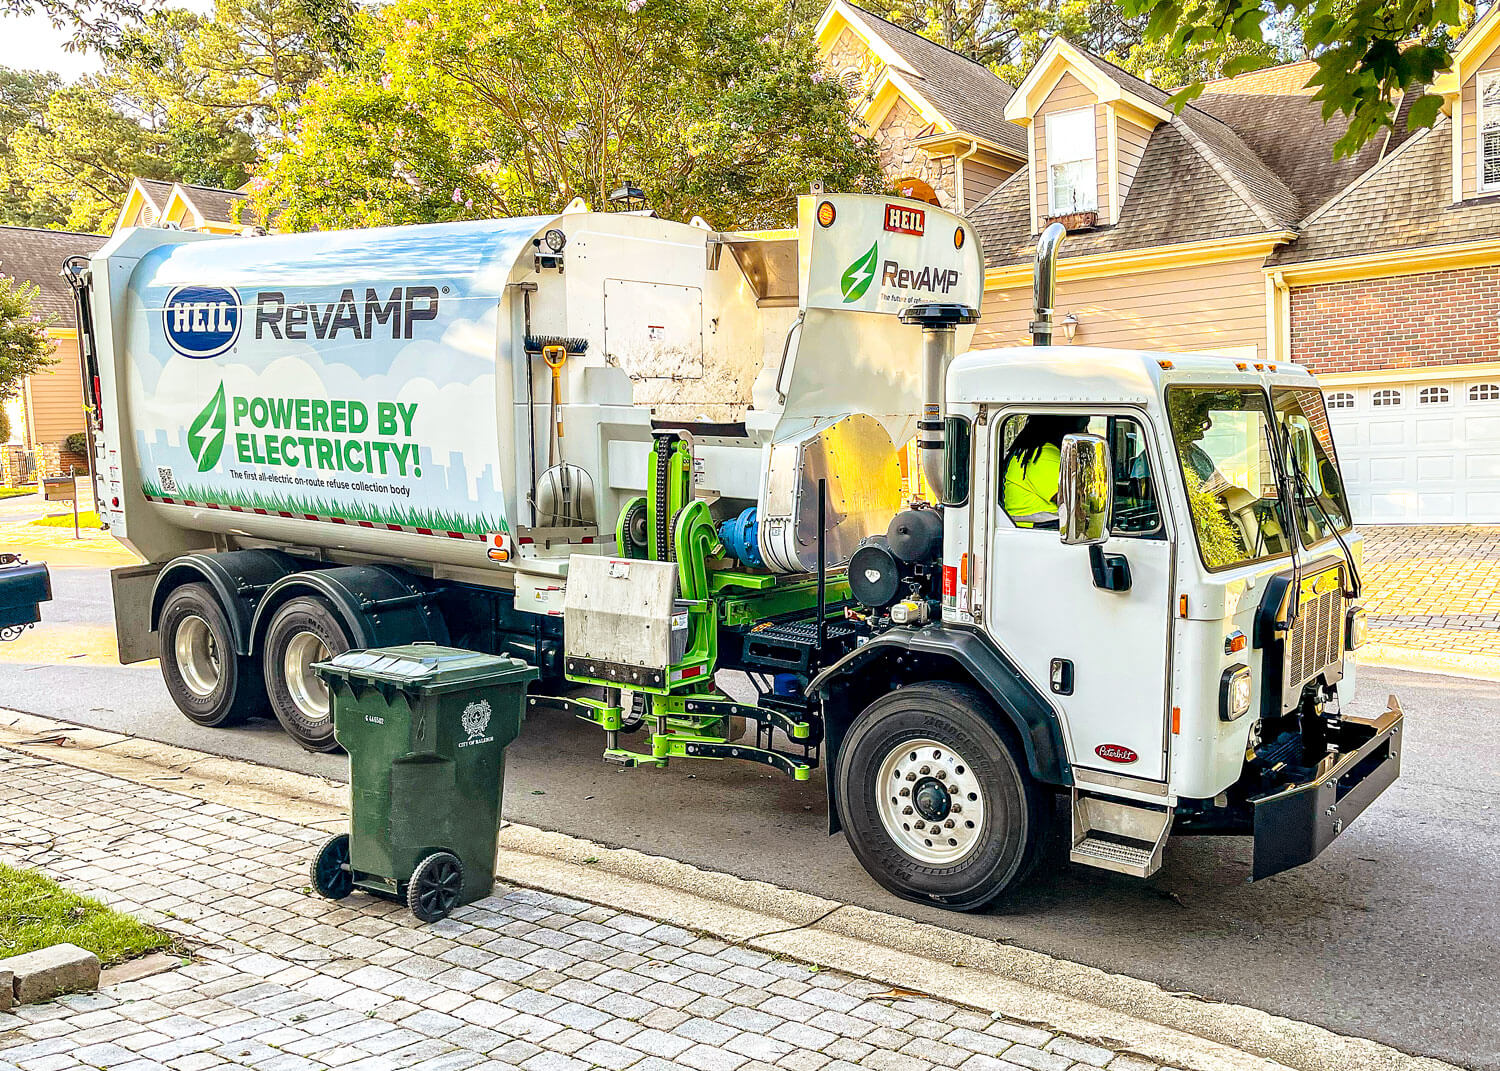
[307, 645, 537, 922]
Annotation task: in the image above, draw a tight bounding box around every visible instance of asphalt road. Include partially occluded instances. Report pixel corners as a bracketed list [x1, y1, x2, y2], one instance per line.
[5, 566, 1497, 1069]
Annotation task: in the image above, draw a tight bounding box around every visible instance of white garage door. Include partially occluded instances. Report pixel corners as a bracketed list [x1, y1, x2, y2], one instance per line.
[1325, 375, 1500, 523]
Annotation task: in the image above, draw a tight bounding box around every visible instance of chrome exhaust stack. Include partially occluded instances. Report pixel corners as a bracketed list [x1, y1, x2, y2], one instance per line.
[899, 302, 980, 500]
[1029, 222, 1067, 347]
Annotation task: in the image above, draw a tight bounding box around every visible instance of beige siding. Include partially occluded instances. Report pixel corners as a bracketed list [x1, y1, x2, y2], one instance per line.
[962, 157, 1017, 210]
[1034, 72, 1099, 220]
[1115, 112, 1151, 215]
[974, 258, 1269, 356]
[24, 336, 85, 445]
[1461, 48, 1500, 198]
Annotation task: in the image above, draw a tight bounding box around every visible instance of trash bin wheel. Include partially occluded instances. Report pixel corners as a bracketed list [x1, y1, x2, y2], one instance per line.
[310, 833, 353, 900]
[407, 851, 464, 922]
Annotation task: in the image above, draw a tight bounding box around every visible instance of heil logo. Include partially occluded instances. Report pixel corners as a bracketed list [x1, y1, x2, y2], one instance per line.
[164, 285, 242, 359]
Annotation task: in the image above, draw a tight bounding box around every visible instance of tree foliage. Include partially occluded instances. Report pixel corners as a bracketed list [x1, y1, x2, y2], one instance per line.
[253, 0, 885, 231]
[0, 280, 56, 403]
[1118, 0, 1479, 155]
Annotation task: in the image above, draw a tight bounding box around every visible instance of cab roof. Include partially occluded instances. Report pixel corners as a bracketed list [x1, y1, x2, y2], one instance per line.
[947, 345, 1316, 406]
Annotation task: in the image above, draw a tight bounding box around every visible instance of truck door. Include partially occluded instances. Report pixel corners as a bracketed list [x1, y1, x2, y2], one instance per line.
[985, 410, 1174, 781]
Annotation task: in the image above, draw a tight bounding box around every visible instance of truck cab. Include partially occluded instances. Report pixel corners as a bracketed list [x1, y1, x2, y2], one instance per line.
[809, 342, 1402, 909]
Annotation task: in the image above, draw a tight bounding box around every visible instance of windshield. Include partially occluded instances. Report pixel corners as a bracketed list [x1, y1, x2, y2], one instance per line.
[1272, 386, 1353, 546]
[1166, 386, 1294, 571]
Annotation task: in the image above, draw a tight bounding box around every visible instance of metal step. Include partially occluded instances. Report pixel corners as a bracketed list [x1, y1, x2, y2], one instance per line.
[1070, 834, 1159, 876]
[1069, 790, 1171, 878]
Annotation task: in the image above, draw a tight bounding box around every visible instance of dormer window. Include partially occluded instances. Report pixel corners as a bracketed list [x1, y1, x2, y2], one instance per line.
[1482, 71, 1500, 193]
[1046, 107, 1097, 213]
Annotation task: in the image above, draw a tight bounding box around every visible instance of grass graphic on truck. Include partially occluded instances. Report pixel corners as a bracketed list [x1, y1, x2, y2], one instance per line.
[139, 477, 507, 537]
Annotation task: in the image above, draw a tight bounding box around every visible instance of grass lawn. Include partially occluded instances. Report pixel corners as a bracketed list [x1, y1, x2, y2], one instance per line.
[0, 487, 36, 500]
[28, 511, 102, 529]
[0, 863, 175, 966]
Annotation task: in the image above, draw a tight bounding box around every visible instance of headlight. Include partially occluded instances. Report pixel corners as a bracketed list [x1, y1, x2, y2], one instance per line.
[1346, 607, 1368, 651]
[1220, 664, 1253, 722]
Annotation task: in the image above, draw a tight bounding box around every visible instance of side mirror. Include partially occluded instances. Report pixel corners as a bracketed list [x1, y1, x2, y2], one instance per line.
[1059, 432, 1112, 546]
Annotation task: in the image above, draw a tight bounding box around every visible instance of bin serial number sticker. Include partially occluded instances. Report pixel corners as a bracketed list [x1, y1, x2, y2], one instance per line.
[458, 699, 494, 748]
[364, 714, 384, 725]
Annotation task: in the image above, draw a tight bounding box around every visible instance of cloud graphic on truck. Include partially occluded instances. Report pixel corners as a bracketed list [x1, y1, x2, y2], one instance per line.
[187, 382, 227, 472]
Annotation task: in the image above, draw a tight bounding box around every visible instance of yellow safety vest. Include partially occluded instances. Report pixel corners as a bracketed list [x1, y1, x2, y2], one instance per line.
[1004, 444, 1062, 528]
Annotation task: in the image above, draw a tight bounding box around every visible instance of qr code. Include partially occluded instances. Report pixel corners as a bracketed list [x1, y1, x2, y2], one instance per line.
[157, 466, 178, 495]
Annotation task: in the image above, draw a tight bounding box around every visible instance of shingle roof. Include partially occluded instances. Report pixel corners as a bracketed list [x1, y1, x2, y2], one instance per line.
[1270, 117, 1500, 265]
[971, 118, 1288, 268]
[0, 225, 104, 327]
[176, 182, 251, 224]
[841, 4, 1025, 154]
[135, 178, 175, 206]
[967, 43, 1301, 268]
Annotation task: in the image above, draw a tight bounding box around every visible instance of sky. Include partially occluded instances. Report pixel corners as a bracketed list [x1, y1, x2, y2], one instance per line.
[0, 11, 103, 80]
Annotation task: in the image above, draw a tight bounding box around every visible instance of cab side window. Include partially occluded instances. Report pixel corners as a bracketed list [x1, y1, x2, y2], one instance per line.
[998, 413, 1162, 536]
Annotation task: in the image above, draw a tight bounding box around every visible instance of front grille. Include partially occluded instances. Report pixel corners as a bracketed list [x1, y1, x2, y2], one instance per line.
[1287, 585, 1344, 688]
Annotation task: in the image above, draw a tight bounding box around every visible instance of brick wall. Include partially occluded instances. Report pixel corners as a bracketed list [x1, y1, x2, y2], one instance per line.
[1290, 266, 1500, 374]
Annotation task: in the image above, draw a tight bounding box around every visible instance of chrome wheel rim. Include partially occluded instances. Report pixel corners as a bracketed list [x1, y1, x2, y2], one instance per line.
[284, 631, 331, 722]
[175, 615, 221, 698]
[874, 737, 986, 865]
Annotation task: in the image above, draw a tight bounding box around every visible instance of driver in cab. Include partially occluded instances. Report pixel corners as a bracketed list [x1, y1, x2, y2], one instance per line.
[1003, 415, 1091, 529]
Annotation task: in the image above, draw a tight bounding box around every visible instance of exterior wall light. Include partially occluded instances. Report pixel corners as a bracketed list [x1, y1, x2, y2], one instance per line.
[1060, 312, 1080, 342]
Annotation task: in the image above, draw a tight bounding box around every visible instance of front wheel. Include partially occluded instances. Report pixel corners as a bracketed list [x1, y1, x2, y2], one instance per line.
[407, 851, 464, 923]
[263, 596, 351, 752]
[835, 682, 1050, 912]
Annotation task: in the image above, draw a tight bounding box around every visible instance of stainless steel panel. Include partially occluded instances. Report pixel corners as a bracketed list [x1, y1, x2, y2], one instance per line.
[563, 554, 681, 670]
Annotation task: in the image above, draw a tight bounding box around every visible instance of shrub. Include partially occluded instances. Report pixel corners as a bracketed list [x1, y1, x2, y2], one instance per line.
[64, 430, 88, 456]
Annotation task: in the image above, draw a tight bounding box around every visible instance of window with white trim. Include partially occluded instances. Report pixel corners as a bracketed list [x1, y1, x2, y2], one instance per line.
[1372, 389, 1402, 407]
[1327, 391, 1355, 409]
[1045, 107, 1097, 214]
[1482, 71, 1500, 192]
[1419, 385, 1450, 404]
[1471, 383, 1500, 401]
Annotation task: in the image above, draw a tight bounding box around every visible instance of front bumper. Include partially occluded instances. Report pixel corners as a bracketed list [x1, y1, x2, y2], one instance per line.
[1251, 696, 1404, 881]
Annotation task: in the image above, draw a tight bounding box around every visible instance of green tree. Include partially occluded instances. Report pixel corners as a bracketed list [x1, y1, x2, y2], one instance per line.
[253, 0, 884, 231]
[0, 68, 62, 227]
[1116, 0, 1480, 156]
[0, 280, 56, 409]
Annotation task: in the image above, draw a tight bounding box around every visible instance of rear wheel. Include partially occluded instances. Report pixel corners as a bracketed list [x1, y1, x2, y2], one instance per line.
[158, 583, 263, 727]
[835, 681, 1049, 911]
[310, 833, 353, 900]
[263, 596, 352, 752]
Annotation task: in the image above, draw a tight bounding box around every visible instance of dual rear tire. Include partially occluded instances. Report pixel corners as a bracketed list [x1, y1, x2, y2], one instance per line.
[157, 586, 353, 752]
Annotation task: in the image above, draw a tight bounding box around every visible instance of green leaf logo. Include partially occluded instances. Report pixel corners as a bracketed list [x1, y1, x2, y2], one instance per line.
[840, 241, 878, 303]
[188, 382, 227, 472]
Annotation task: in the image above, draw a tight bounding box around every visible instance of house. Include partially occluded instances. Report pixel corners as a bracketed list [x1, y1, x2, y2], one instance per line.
[0, 225, 104, 484]
[1263, 8, 1500, 524]
[814, 0, 1024, 211]
[818, 0, 1500, 524]
[114, 178, 257, 234]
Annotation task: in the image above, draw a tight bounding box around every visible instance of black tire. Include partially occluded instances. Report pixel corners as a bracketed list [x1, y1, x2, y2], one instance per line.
[158, 582, 264, 728]
[407, 851, 464, 922]
[835, 681, 1050, 912]
[310, 833, 353, 900]
[263, 596, 352, 752]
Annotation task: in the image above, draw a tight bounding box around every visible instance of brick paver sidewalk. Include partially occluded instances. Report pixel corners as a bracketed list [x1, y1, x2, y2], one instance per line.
[1359, 526, 1500, 660]
[0, 749, 1172, 1071]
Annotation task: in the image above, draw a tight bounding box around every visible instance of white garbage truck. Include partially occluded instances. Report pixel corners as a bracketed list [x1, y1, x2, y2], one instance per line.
[71, 194, 1402, 909]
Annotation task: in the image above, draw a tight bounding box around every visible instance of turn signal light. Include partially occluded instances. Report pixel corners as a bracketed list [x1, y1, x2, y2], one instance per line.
[1225, 630, 1247, 654]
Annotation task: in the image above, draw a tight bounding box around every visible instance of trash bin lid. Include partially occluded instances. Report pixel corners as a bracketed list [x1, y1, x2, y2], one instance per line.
[315, 644, 536, 695]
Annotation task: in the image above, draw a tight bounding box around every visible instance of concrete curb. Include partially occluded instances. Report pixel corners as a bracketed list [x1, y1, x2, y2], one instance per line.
[1360, 644, 1500, 683]
[0, 709, 1459, 1071]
